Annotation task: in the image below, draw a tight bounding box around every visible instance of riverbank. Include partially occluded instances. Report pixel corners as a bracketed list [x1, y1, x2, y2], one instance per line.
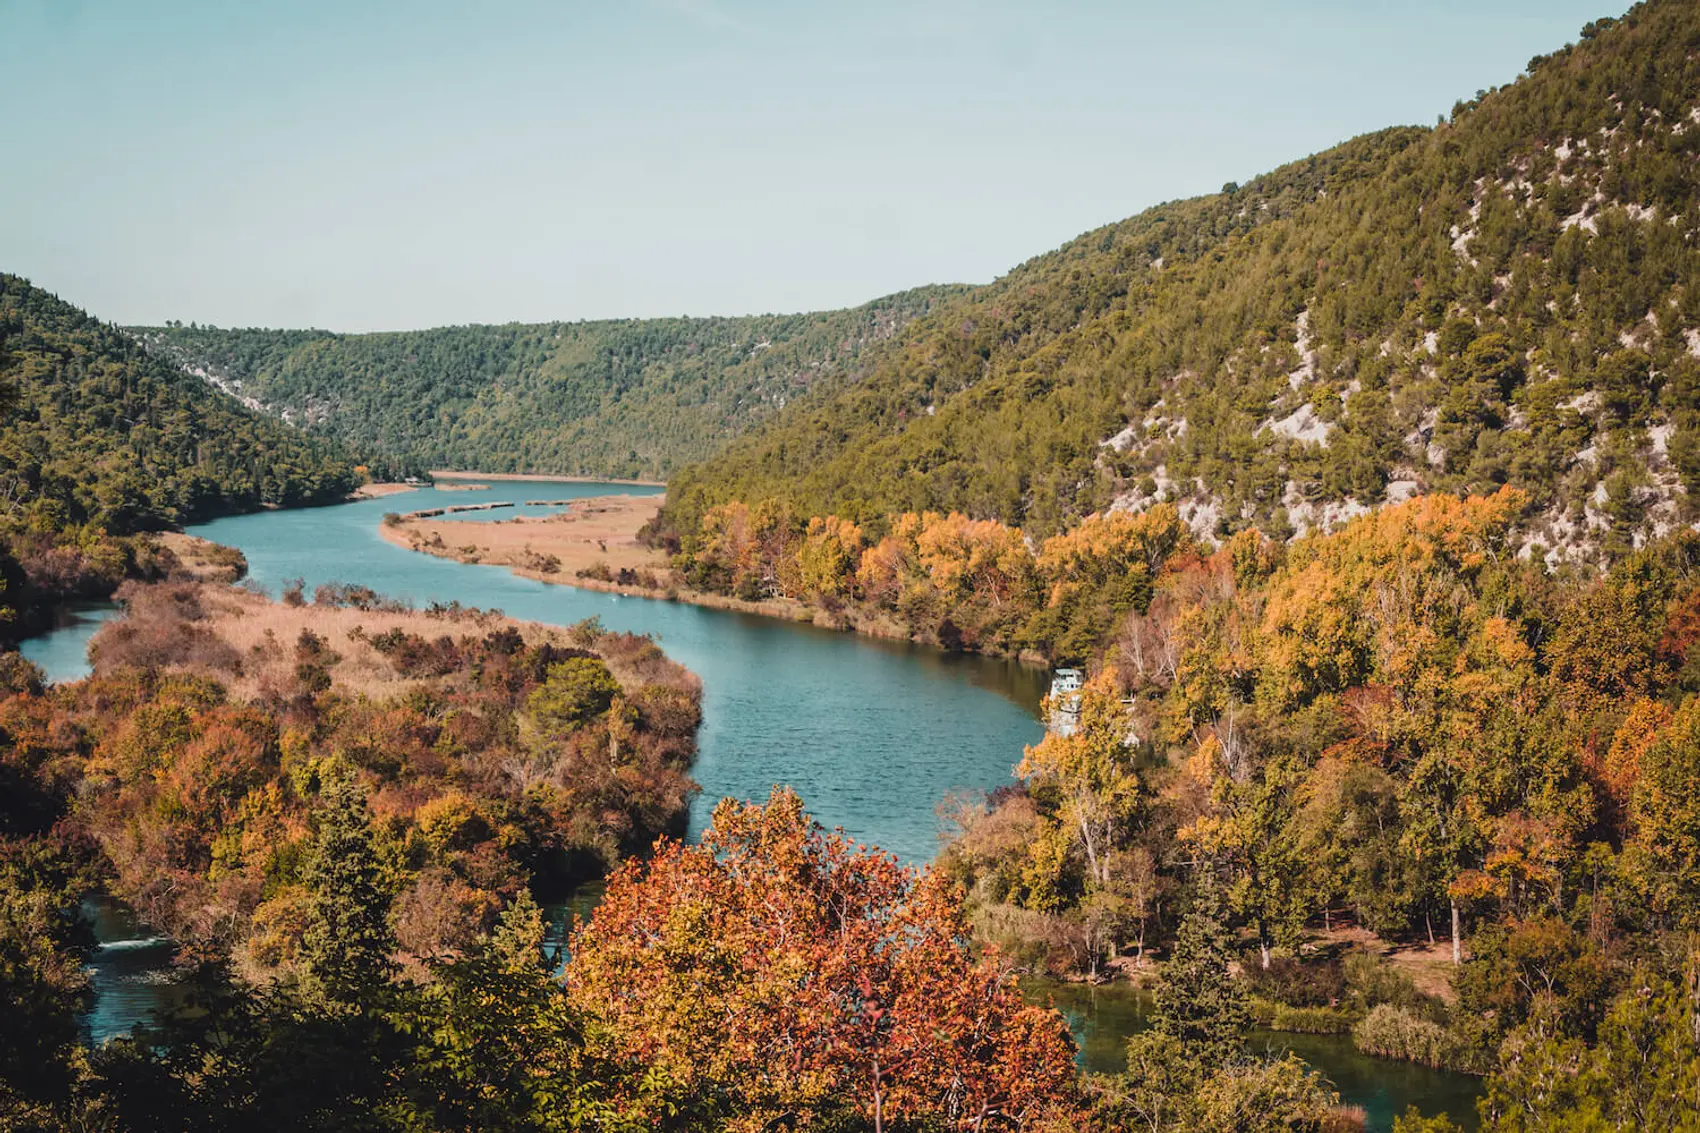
[154, 531, 249, 582]
[351, 481, 419, 499]
[432, 469, 666, 488]
[378, 494, 1024, 657]
[380, 494, 920, 637]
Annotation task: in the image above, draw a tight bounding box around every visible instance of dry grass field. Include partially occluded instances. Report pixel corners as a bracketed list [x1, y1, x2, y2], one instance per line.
[351, 481, 418, 499]
[382, 494, 671, 582]
[89, 581, 589, 702]
[154, 532, 250, 582]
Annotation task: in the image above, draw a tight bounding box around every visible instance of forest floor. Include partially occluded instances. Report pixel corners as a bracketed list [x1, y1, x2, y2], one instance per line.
[1303, 924, 1459, 1002]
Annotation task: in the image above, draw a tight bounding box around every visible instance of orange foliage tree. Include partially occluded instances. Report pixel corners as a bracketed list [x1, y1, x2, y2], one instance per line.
[567, 788, 1082, 1132]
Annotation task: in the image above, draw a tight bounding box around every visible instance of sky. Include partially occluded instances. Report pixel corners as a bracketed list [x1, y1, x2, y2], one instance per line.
[1, 0, 1628, 332]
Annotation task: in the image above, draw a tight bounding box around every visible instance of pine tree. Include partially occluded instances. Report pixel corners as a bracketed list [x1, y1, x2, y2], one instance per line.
[1152, 871, 1249, 1070]
[301, 772, 397, 1012]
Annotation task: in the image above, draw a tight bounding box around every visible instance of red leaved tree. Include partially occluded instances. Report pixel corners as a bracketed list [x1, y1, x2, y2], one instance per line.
[566, 787, 1082, 1132]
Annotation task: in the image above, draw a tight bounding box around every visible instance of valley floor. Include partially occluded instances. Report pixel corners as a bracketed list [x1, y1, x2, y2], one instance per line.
[377, 494, 922, 641]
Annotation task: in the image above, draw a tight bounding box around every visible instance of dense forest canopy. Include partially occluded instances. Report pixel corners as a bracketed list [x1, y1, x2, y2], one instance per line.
[131, 286, 968, 482]
[664, 0, 1700, 566]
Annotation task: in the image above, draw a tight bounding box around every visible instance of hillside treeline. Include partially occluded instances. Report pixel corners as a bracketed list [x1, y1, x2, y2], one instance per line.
[0, 275, 357, 637]
[667, 1, 1700, 567]
[134, 286, 967, 482]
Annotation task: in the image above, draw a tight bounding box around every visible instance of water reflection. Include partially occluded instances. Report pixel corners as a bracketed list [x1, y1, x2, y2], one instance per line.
[1023, 978, 1482, 1133]
[21, 602, 119, 685]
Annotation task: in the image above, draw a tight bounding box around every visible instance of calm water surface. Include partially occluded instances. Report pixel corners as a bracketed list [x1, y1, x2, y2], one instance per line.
[1030, 980, 1481, 1132]
[36, 481, 1478, 1128]
[21, 601, 120, 679]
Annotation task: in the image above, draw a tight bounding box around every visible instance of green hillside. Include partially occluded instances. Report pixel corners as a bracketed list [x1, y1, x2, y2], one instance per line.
[667, 3, 1700, 567]
[0, 274, 356, 634]
[131, 286, 967, 481]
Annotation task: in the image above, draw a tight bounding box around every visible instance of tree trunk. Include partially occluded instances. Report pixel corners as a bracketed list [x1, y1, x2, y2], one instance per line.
[1425, 910, 1435, 948]
[872, 1056, 884, 1133]
[1077, 807, 1102, 886]
[1451, 902, 1462, 965]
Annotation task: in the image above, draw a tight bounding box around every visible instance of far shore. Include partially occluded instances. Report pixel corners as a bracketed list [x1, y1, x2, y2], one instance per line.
[351, 482, 419, 500]
[430, 469, 666, 488]
[377, 494, 922, 643]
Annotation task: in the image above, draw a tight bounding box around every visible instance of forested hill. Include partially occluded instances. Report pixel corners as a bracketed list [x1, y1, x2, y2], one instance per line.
[667, 2, 1700, 566]
[131, 285, 968, 481]
[0, 274, 355, 639]
[0, 275, 355, 530]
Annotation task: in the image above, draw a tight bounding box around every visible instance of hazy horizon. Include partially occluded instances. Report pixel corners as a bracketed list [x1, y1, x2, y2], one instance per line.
[4, 0, 1628, 333]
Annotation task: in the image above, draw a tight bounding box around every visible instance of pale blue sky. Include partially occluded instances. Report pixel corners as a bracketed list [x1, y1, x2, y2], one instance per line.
[2, 0, 1626, 331]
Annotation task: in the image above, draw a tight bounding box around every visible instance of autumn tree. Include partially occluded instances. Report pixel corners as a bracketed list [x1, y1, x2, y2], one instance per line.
[796, 514, 864, 601]
[1019, 669, 1142, 890]
[1630, 697, 1700, 925]
[1034, 504, 1193, 662]
[567, 787, 1082, 1131]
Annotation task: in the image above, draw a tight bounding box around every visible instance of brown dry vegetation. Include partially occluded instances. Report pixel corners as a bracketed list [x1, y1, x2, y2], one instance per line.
[89, 579, 696, 706]
[152, 532, 250, 583]
[383, 494, 669, 582]
[60, 577, 704, 975]
[350, 481, 418, 500]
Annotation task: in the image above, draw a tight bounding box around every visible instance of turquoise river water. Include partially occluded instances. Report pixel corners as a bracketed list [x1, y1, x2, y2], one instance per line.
[23, 480, 1478, 1130]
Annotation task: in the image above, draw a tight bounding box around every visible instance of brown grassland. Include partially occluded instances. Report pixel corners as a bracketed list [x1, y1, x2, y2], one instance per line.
[379, 494, 919, 636]
[90, 581, 607, 703]
[350, 481, 419, 500]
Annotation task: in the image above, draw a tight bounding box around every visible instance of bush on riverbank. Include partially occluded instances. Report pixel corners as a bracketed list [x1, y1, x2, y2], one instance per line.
[1352, 1005, 1474, 1072]
[1251, 998, 1354, 1034]
[1243, 956, 1346, 1009]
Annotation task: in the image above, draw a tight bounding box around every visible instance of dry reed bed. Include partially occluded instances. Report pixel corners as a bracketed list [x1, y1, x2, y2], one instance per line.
[382, 493, 670, 580]
[89, 579, 697, 705]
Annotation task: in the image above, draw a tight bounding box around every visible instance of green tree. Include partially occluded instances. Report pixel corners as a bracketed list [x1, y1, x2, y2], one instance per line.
[526, 658, 621, 734]
[407, 893, 598, 1131]
[301, 773, 398, 1011]
[1151, 875, 1249, 1070]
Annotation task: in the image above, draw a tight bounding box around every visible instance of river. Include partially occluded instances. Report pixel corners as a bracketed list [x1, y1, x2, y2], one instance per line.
[26, 480, 1479, 1130]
